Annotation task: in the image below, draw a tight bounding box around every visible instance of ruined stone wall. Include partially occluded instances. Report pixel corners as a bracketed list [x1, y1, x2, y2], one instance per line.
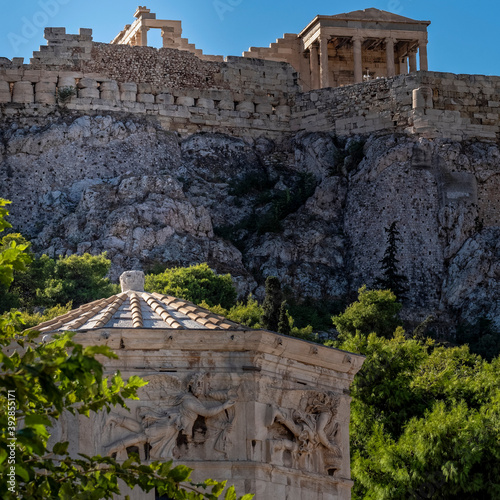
[291, 72, 500, 143]
[415, 72, 500, 141]
[0, 66, 293, 139]
[2, 67, 499, 142]
[26, 28, 299, 95]
[1, 27, 499, 142]
[83, 43, 227, 90]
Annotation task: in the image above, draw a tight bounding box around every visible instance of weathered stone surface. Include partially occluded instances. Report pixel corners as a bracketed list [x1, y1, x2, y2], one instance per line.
[442, 228, 500, 328]
[12, 81, 34, 103]
[1, 112, 500, 331]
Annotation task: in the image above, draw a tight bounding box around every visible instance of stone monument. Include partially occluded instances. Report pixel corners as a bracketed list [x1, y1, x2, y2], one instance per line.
[35, 271, 365, 499]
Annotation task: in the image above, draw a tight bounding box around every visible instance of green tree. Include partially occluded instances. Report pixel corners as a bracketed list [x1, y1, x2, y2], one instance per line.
[336, 318, 500, 498]
[38, 252, 117, 308]
[261, 276, 282, 332]
[278, 301, 291, 335]
[200, 295, 264, 329]
[332, 286, 402, 340]
[0, 203, 32, 307]
[0, 251, 118, 313]
[374, 221, 409, 301]
[457, 317, 500, 361]
[145, 263, 237, 309]
[0, 201, 252, 500]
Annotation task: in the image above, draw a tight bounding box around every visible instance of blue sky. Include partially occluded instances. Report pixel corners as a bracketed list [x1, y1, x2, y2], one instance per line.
[1, 0, 499, 76]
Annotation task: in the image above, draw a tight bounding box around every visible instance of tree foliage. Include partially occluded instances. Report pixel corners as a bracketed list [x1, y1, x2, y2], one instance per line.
[278, 301, 291, 335]
[261, 276, 282, 332]
[335, 298, 500, 499]
[374, 221, 409, 301]
[332, 286, 402, 340]
[145, 263, 237, 309]
[200, 295, 264, 329]
[201, 295, 316, 341]
[456, 317, 500, 361]
[0, 202, 31, 292]
[0, 250, 117, 313]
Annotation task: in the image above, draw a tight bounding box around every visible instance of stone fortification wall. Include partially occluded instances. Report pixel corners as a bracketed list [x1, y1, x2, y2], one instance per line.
[0, 65, 294, 138]
[0, 28, 299, 138]
[84, 43, 226, 90]
[291, 72, 500, 142]
[291, 76, 411, 135]
[0, 26, 499, 142]
[26, 27, 299, 95]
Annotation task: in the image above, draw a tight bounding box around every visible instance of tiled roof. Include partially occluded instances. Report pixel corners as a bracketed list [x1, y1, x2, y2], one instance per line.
[33, 291, 244, 333]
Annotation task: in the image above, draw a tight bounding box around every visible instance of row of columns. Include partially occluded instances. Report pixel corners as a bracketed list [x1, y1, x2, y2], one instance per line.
[130, 25, 149, 46]
[126, 25, 177, 49]
[310, 36, 428, 88]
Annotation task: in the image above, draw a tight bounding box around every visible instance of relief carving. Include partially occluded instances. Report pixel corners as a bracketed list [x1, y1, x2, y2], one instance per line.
[266, 391, 342, 475]
[103, 372, 238, 460]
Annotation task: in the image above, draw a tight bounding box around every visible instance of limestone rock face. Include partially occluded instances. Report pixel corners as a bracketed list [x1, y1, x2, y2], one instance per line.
[2, 113, 500, 330]
[442, 229, 500, 329]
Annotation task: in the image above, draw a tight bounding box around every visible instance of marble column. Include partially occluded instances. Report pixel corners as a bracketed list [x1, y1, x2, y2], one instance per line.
[385, 37, 396, 78]
[353, 36, 363, 84]
[310, 43, 320, 90]
[409, 49, 418, 73]
[137, 25, 149, 47]
[419, 40, 428, 71]
[161, 28, 174, 48]
[319, 35, 330, 88]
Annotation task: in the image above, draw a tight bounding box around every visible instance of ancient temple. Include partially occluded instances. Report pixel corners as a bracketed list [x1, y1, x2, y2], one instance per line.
[243, 8, 430, 89]
[111, 7, 430, 90]
[35, 271, 364, 499]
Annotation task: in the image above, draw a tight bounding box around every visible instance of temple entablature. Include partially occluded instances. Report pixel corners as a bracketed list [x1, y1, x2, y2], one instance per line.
[110, 6, 224, 62]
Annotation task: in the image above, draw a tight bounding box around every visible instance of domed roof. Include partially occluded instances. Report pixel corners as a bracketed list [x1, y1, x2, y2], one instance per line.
[33, 271, 244, 333]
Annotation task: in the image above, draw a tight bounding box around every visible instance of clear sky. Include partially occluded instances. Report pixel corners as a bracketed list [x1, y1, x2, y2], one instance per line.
[1, 0, 499, 76]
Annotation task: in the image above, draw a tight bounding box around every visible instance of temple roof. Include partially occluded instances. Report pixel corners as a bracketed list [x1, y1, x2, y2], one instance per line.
[328, 8, 428, 24]
[32, 271, 244, 333]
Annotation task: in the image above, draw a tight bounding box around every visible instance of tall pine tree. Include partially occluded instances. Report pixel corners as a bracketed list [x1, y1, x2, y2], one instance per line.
[375, 221, 409, 301]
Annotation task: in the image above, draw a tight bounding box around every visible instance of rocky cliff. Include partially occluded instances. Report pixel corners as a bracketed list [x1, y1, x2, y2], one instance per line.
[1, 111, 499, 332]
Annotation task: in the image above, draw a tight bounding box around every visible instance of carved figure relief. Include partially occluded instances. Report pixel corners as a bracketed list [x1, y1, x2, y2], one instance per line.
[266, 391, 342, 475]
[103, 372, 238, 460]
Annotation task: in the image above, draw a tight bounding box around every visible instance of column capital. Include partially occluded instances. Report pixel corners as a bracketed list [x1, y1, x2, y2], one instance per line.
[385, 37, 396, 44]
[352, 35, 364, 43]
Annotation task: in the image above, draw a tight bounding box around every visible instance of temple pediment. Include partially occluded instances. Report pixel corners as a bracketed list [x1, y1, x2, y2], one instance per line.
[328, 8, 430, 25]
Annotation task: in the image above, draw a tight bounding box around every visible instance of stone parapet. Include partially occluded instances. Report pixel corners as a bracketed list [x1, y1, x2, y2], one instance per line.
[0, 67, 292, 139]
[0, 62, 499, 142]
[291, 72, 500, 142]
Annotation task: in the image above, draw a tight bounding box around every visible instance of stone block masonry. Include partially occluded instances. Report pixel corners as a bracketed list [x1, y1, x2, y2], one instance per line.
[291, 72, 500, 143]
[0, 27, 499, 142]
[0, 65, 294, 140]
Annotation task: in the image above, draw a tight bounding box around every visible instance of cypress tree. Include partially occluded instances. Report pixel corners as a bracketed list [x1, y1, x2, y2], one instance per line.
[375, 221, 409, 301]
[278, 300, 291, 335]
[261, 276, 282, 332]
